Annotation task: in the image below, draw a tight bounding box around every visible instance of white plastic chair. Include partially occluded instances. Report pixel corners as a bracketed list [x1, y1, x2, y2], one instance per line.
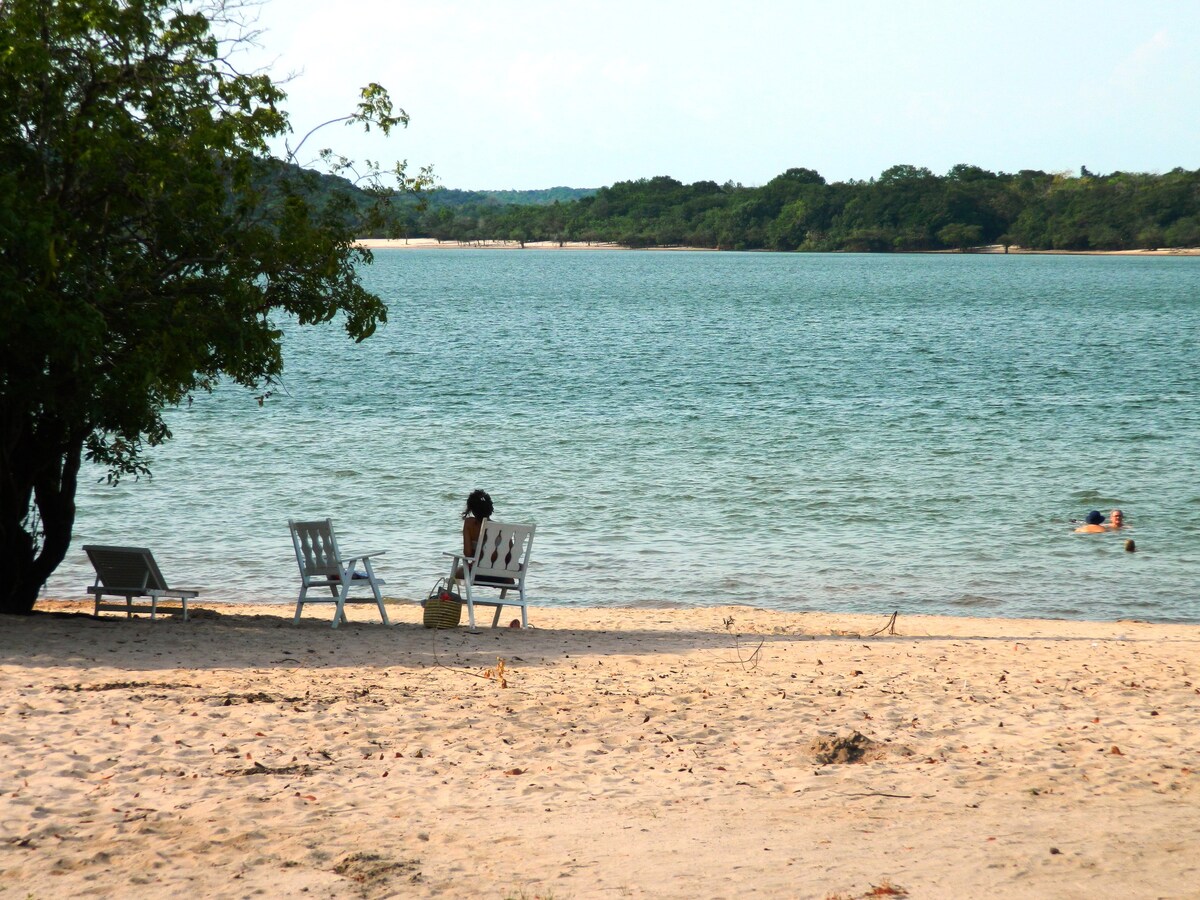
[444, 520, 535, 631]
[289, 518, 390, 628]
[83, 545, 199, 620]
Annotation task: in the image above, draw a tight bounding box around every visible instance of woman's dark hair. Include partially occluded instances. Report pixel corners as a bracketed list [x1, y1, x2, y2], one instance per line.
[462, 489, 494, 520]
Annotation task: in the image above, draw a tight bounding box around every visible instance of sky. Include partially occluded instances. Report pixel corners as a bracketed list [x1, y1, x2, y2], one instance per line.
[231, 0, 1200, 191]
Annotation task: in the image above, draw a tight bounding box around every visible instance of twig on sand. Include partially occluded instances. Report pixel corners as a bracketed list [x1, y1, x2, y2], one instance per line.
[834, 791, 914, 799]
[867, 611, 899, 637]
[429, 627, 510, 687]
[722, 616, 764, 672]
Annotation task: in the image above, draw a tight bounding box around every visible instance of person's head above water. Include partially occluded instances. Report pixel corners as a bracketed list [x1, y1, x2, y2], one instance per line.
[462, 489, 494, 520]
[1109, 509, 1124, 527]
[1085, 510, 1105, 526]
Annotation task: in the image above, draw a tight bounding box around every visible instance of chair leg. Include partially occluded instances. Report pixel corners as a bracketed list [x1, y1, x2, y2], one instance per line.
[464, 583, 479, 632]
[363, 561, 389, 627]
[371, 583, 390, 627]
[491, 587, 509, 628]
[294, 585, 308, 625]
[332, 583, 349, 629]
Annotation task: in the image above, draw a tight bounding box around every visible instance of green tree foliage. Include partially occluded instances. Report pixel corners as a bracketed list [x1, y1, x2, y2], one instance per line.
[363, 186, 596, 243]
[0, 0, 425, 613]
[399, 162, 1200, 253]
[937, 223, 985, 251]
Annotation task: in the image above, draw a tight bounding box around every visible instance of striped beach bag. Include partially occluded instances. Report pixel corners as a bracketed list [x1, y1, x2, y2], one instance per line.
[422, 577, 463, 629]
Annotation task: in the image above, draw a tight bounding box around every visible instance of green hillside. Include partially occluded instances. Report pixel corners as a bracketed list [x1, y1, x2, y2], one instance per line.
[294, 162, 1200, 251]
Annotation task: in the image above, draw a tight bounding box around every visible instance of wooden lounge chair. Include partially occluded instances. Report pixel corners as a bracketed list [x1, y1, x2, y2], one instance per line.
[289, 518, 391, 628]
[444, 521, 535, 631]
[83, 545, 199, 620]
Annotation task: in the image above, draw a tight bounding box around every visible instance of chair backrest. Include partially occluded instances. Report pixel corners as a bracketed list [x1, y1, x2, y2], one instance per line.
[83, 545, 169, 592]
[471, 521, 535, 582]
[289, 519, 343, 578]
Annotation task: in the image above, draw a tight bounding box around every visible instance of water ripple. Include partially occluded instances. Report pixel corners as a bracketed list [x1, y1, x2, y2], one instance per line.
[45, 251, 1200, 624]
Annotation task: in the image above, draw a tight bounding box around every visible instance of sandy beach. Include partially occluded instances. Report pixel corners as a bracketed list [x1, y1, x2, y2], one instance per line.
[958, 245, 1200, 257]
[2, 600, 1197, 899]
[357, 238, 633, 251]
[356, 237, 1200, 256]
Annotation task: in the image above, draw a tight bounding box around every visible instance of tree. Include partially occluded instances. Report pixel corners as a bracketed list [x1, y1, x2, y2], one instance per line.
[1165, 217, 1200, 248]
[0, 0, 428, 614]
[878, 164, 934, 184]
[937, 223, 984, 250]
[411, 160, 1200, 253]
[946, 163, 997, 182]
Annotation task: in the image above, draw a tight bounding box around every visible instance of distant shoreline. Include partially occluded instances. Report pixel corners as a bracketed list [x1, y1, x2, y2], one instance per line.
[355, 238, 696, 251]
[942, 244, 1200, 256]
[357, 237, 1200, 256]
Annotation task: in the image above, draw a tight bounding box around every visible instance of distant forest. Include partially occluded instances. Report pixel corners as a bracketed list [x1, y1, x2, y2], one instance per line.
[319, 164, 1200, 252]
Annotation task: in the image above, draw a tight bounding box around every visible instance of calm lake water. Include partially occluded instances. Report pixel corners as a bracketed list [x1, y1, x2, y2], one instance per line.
[45, 251, 1200, 623]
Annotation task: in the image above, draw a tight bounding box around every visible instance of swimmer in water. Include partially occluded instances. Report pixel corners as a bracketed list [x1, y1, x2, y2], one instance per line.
[1074, 510, 1107, 534]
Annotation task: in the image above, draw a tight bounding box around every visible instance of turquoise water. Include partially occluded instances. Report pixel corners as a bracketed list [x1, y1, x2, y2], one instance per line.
[45, 251, 1200, 623]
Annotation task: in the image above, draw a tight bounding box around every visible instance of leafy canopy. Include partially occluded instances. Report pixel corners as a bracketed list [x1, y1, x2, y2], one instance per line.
[0, 0, 425, 612]
[401, 162, 1200, 253]
[0, 0, 406, 478]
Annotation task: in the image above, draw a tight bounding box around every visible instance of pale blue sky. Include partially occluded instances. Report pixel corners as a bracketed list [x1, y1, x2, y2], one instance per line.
[237, 0, 1200, 190]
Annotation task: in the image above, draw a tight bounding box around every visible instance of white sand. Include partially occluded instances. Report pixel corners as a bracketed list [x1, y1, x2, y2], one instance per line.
[2, 600, 1197, 898]
[357, 238, 627, 251]
[355, 238, 1200, 256]
[963, 245, 1200, 256]
[356, 238, 706, 251]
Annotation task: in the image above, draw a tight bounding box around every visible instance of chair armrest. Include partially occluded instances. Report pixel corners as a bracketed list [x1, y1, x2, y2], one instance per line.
[340, 549, 386, 564]
[148, 589, 200, 599]
[442, 551, 466, 561]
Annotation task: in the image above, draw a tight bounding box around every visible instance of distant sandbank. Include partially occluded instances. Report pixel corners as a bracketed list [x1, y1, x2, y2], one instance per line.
[955, 244, 1200, 256]
[356, 238, 697, 251]
[357, 237, 1200, 255]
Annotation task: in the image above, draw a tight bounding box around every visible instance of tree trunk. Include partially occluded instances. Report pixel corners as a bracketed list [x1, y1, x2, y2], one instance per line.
[0, 431, 81, 615]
